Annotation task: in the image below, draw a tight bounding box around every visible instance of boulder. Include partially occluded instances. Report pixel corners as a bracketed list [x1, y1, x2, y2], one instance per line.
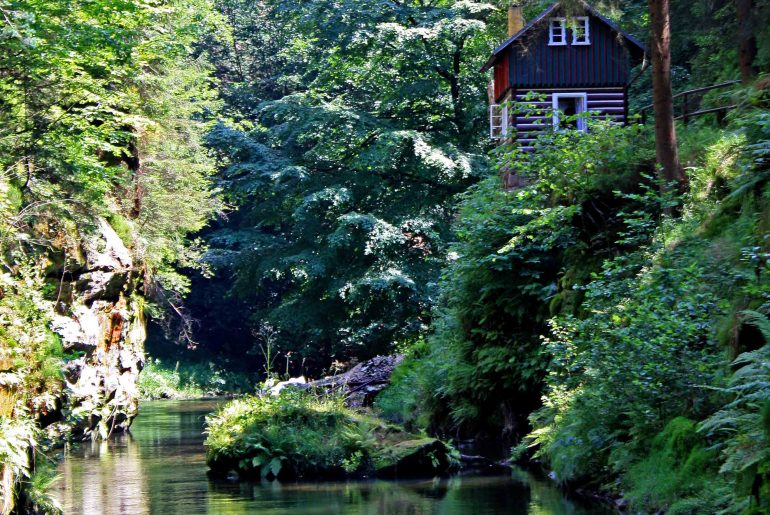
[268, 376, 308, 396]
[309, 355, 404, 407]
[374, 437, 458, 479]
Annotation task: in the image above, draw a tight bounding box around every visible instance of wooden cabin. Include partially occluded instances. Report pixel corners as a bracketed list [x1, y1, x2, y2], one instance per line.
[483, 2, 646, 151]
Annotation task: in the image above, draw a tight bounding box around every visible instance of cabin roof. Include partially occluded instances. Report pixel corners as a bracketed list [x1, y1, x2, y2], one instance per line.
[481, 1, 646, 72]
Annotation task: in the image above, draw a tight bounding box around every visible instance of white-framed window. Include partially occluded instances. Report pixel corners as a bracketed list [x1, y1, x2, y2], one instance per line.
[571, 16, 590, 45]
[489, 103, 509, 140]
[548, 18, 567, 46]
[552, 92, 588, 132]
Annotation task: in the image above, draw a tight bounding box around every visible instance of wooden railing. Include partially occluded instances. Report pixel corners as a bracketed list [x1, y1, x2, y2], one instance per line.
[639, 80, 740, 125]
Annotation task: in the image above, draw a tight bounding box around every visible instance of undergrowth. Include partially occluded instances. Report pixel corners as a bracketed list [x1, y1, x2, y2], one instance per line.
[138, 358, 255, 400]
[527, 89, 770, 512]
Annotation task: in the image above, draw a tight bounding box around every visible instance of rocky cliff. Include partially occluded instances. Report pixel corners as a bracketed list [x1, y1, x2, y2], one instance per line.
[47, 218, 146, 438]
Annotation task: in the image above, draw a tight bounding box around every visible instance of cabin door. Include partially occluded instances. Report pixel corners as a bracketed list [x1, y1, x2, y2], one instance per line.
[552, 93, 587, 132]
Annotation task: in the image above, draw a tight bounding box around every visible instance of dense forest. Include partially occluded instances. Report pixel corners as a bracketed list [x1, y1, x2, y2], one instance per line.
[1, 0, 770, 512]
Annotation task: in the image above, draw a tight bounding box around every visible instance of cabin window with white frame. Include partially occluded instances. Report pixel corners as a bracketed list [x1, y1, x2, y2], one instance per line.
[571, 17, 590, 45]
[548, 18, 566, 46]
[552, 93, 588, 132]
[489, 103, 509, 140]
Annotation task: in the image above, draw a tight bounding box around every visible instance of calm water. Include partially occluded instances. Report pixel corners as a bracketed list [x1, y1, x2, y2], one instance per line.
[54, 399, 610, 514]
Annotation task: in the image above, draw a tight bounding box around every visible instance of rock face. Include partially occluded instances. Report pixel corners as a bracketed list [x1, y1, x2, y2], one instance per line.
[309, 355, 404, 407]
[49, 219, 145, 438]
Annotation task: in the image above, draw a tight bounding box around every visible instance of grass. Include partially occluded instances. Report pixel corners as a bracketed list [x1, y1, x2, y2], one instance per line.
[137, 358, 256, 400]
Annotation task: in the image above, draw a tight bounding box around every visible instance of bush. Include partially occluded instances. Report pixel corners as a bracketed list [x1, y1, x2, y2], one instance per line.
[529, 236, 732, 482]
[623, 417, 730, 513]
[701, 340, 770, 513]
[0, 415, 37, 514]
[527, 107, 770, 510]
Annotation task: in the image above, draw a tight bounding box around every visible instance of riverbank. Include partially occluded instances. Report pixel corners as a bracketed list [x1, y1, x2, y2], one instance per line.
[137, 359, 256, 400]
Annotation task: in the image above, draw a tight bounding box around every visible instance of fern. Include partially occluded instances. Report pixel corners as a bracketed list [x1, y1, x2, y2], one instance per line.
[701, 317, 770, 509]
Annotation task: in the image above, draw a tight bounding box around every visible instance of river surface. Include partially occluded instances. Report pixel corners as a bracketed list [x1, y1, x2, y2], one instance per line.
[54, 399, 610, 514]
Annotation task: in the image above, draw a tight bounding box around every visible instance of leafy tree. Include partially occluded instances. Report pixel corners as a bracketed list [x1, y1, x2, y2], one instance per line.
[0, 0, 224, 506]
[190, 0, 498, 371]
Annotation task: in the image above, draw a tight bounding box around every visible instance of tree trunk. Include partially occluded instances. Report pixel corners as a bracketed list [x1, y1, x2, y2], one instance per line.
[735, 0, 757, 82]
[648, 0, 685, 188]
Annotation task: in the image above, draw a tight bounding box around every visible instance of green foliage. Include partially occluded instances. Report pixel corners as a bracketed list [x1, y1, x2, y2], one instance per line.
[205, 389, 367, 479]
[527, 95, 770, 509]
[0, 415, 37, 513]
[205, 388, 457, 480]
[623, 417, 730, 514]
[374, 338, 434, 430]
[137, 358, 255, 400]
[189, 0, 497, 371]
[0, 0, 224, 346]
[19, 461, 63, 515]
[384, 121, 655, 437]
[701, 341, 770, 513]
[0, 0, 226, 508]
[529, 238, 731, 483]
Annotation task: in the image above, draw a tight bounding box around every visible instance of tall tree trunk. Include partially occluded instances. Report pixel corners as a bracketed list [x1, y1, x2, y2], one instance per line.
[735, 0, 757, 82]
[648, 0, 685, 188]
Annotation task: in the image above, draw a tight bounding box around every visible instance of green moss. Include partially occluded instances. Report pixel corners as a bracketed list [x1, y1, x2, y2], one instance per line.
[106, 213, 135, 249]
[624, 417, 729, 513]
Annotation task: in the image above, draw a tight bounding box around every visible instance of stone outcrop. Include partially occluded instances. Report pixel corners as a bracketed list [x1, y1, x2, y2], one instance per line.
[49, 218, 145, 438]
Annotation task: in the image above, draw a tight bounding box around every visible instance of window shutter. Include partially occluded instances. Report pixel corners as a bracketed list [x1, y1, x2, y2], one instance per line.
[490, 104, 503, 140]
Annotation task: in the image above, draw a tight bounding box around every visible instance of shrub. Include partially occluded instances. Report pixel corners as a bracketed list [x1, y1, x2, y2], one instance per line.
[527, 110, 770, 509]
[206, 390, 377, 479]
[701, 340, 770, 513]
[0, 415, 37, 514]
[137, 358, 254, 400]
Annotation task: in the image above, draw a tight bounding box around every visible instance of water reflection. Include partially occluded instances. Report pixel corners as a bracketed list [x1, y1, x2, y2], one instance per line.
[54, 400, 609, 514]
[56, 435, 149, 514]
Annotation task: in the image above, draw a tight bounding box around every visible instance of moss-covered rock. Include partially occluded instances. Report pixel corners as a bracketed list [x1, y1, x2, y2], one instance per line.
[373, 437, 457, 478]
[204, 390, 459, 481]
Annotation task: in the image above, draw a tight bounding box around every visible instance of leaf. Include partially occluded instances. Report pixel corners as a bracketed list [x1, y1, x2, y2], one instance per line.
[262, 457, 282, 479]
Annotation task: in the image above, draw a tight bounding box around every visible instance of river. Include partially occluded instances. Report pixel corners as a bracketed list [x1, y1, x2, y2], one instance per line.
[53, 399, 611, 514]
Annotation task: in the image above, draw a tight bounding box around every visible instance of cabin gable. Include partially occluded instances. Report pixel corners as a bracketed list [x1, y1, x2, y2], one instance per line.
[508, 13, 634, 91]
[487, 3, 645, 103]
